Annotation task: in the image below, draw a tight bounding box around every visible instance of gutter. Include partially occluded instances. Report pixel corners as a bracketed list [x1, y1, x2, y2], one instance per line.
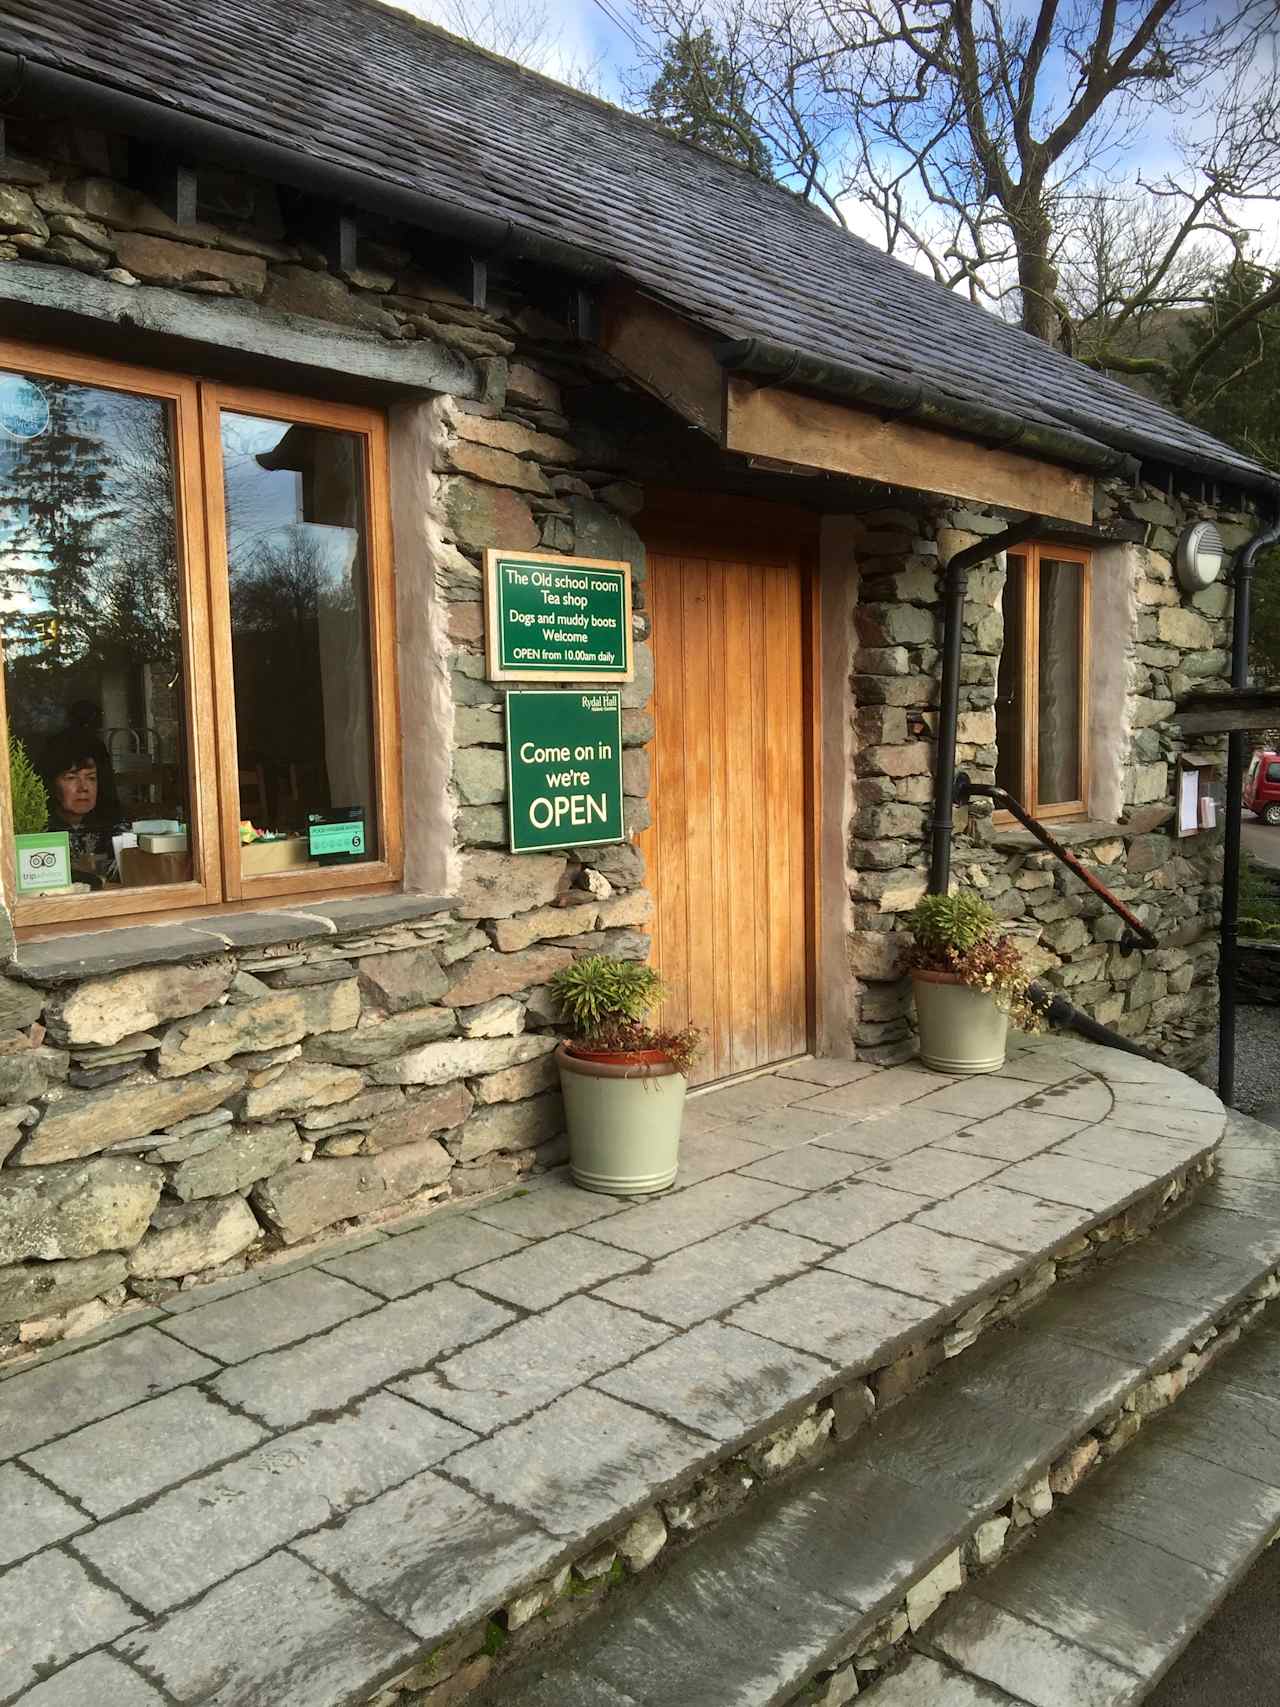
[1219, 512, 1280, 1107]
[717, 336, 1128, 477]
[717, 335, 1280, 501]
[0, 49, 613, 282]
[1042, 401, 1280, 501]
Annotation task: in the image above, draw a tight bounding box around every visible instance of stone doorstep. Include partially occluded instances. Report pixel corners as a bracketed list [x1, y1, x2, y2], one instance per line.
[480, 1179, 1280, 1707]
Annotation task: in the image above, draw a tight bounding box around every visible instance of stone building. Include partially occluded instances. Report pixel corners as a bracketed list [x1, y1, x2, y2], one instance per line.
[0, 0, 1273, 1346]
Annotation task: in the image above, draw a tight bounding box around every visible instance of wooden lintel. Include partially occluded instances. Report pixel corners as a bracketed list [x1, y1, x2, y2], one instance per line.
[597, 287, 725, 438]
[0, 260, 478, 398]
[1175, 707, 1277, 736]
[724, 376, 1095, 524]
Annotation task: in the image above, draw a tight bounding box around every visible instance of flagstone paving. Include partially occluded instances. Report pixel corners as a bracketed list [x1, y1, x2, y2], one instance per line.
[0, 1036, 1227, 1706]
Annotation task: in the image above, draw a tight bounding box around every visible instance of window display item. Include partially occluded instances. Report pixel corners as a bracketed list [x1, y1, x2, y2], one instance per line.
[308, 808, 365, 864]
[15, 831, 71, 894]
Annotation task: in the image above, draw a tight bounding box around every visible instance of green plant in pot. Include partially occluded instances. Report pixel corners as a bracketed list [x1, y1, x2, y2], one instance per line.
[549, 955, 702, 1196]
[906, 891, 1043, 1075]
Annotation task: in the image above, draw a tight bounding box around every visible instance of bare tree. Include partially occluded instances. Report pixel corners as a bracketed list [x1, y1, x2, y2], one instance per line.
[625, 0, 1280, 405]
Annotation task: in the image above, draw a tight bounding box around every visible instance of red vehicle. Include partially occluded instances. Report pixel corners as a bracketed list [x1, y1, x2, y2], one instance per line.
[1244, 749, 1280, 824]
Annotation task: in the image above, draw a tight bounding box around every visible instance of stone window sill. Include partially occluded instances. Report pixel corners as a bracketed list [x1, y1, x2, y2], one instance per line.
[988, 808, 1173, 854]
[4, 894, 455, 985]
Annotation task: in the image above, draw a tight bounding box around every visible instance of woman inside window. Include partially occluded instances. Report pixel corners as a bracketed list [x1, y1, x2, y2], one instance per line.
[41, 731, 126, 889]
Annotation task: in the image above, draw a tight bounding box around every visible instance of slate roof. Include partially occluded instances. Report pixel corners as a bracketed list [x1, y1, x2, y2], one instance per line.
[2, 0, 1275, 495]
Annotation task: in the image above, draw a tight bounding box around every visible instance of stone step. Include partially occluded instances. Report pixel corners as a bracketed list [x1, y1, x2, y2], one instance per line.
[870, 1113, 1280, 1707]
[482, 1119, 1280, 1707]
[879, 1293, 1280, 1704]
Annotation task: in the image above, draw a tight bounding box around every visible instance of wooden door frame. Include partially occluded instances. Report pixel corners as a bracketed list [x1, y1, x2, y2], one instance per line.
[638, 490, 824, 1068]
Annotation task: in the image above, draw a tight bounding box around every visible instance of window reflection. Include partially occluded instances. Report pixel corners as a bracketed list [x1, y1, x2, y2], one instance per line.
[1037, 558, 1083, 807]
[995, 553, 1026, 800]
[221, 411, 378, 875]
[0, 372, 192, 893]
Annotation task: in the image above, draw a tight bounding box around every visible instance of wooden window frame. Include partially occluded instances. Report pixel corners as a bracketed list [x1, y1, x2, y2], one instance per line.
[0, 342, 402, 933]
[997, 542, 1092, 823]
[201, 382, 402, 906]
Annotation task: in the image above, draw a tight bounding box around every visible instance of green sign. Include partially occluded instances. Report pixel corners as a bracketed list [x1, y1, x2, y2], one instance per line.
[15, 831, 70, 894]
[307, 814, 366, 861]
[486, 549, 632, 682]
[505, 690, 625, 853]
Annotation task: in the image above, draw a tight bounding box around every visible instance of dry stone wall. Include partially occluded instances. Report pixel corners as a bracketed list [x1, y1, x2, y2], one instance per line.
[0, 123, 656, 1357]
[0, 904, 591, 1361]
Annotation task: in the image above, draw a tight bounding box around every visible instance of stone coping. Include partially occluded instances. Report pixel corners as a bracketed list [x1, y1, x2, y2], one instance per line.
[3, 894, 455, 985]
[987, 811, 1175, 853]
[0, 1039, 1227, 1705]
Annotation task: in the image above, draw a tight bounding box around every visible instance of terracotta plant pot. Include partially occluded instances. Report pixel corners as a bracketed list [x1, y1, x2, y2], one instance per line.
[911, 968, 1009, 1075]
[563, 1043, 672, 1068]
[556, 1042, 687, 1195]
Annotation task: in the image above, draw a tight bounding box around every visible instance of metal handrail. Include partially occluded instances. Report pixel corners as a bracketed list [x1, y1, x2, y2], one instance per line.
[953, 774, 1158, 955]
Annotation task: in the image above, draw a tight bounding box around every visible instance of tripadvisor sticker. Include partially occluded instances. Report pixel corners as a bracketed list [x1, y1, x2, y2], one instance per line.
[0, 375, 51, 442]
[15, 832, 71, 894]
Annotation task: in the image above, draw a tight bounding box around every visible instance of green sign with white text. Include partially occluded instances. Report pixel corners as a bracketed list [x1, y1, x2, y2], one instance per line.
[307, 816, 366, 860]
[505, 690, 625, 853]
[486, 550, 632, 682]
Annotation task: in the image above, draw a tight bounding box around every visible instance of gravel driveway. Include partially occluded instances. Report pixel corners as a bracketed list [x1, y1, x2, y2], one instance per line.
[1202, 1004, 1280, 1125]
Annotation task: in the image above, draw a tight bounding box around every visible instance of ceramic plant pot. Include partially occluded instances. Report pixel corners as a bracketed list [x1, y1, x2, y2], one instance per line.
[911, 968, 1009, 1075]
[556, 1042, 687, 1195]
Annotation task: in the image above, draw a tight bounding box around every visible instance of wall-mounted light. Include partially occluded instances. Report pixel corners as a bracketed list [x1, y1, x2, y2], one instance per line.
[1175, 521, 1225, 593]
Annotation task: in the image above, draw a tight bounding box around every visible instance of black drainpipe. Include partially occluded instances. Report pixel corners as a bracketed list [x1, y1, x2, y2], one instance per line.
[1219, 513, 1280, 1106]
[928, 516, 1043, 893]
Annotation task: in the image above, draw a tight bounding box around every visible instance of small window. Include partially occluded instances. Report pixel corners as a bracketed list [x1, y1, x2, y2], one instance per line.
[995, 543, 1091, 819]
[1266, 762, 1280, 784]
[0, 346, 401, 929]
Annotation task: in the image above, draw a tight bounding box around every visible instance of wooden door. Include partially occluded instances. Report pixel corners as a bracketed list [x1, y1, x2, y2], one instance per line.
[638, 501, 816, 1086]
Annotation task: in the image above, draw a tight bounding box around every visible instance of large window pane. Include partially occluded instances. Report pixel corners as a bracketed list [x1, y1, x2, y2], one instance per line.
[221, 411, 378, 877]
[1037, 557, 1083, 806]
[995, 554, 1026, 799]
[0, 371, 192, 894]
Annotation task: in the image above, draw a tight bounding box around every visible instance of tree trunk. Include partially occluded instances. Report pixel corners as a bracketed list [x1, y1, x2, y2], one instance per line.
[1010, 193, 1060, 346]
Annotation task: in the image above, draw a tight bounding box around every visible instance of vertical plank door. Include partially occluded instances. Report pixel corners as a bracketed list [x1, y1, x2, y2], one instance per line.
[637, 501, 815, 1086]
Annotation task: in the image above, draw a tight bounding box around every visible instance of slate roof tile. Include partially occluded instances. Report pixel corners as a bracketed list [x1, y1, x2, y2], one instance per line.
[1, 0, 1272, 492]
